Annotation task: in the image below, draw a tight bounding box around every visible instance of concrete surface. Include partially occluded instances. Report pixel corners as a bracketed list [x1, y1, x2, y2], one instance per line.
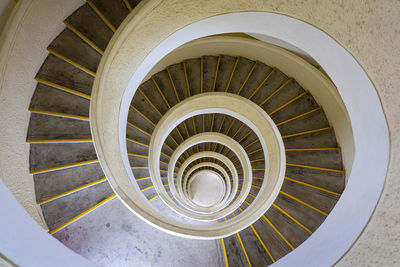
[189, 171, 224, 207]
[54, 198, 224, 267]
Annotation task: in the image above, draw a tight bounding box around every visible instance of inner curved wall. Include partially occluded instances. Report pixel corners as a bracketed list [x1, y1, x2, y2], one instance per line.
[90, 3, 389, 266]
[143, 36, 355, 178]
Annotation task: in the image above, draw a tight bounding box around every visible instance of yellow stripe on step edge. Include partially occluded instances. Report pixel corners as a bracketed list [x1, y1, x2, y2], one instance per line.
[152, 77, 171, 108]
[149, 194, 159, 201]
[212, 56, 221, 92]
[149, 190, 172, 202]
[286, 163, 344, 173]
[126, 138, 149, 147]
[276, 107, 321, 127]
[248, 68, 276, 100]
[64, 21, 104, 55]
[87, 0, 116, 32]
[280, 190, 329, 216]
[27, 139, 92, 144]
[285, 147, 339, 152]
[127, 122, 151, 136]
[35, 77, 91, 99]
[237, 232, 252, 267]
[217, 220, 229, 267]
[281, 126, 332, 139]
[141, 185, 154, 191]
[128, 153, 148, 158]
[123, 0, 133, 11]
[28, 109, 89, 121]
[130, 105, 156, 126]
[231, 212, 252, 266]
[225, 57, 240, 92]
[250, 225, 275, 263]
[49, 194, 116, 234]
[272, 203, 313, 234]
[47, 48, 96, 77]
[30, 159, 99, 174]
[268, 92, 307, 116]
[237, 61, 257, 95]
[136, 176, 150, 181]
[285, 177, 342, 196]
[259, 78, 293, 106]
[38, 178, 107, 205]
[243, 139, 258, 149]
[263, 215, 294, 250]
[138, 88, 163, 117]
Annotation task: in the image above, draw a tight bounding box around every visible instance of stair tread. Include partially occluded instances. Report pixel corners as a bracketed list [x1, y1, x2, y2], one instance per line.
[214, 55, 237, 92]
[36, 54, 94, 96]
[185, 58, 201, 96]
[275, 193, 326, 232]
[278, 109, 330, 135]
[29, 142, 97, 172]
[91, 0, 129, 29]
[270, 92, 318, 122]
[202, 56, 219, 93]
[253, 218, 291, 261]
[41, 181, 113, 231]
[239, 61, 274, 99]
[226, 57, 254, 94]
[286, 149, 343, 170]
[48, 29, 101, 74]
[224, 234, 249, 267]
[283, 127, 338, 148]
[30, 83, 89, 117]
[65, 3, 113, 51]
[27, 113, 91, 140]
[248, 69, 289, 105]
[266, 206, 311, 247]
[281, 179, 339, 214]
[34, 163, 105, 203]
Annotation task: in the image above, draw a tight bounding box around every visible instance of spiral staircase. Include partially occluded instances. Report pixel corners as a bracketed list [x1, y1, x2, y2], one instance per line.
[26, 0, 345, 266]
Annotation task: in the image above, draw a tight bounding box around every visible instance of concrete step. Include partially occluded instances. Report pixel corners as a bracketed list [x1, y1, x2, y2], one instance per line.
[65, 3, 113, 52]
[29, 83, 90, 117]
[90, 0, 130, 30]
[29, 142, 97, 173]
[34, 162, 105, 204]
[27, 113, 91, 140]
[41, 181, 113, 231]
[48, 29, 101, 74]
[36, 54, 94, 96]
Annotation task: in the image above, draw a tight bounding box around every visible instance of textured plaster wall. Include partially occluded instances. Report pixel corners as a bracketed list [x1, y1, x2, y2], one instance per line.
[267, 1, 399, 265]
[0, 0, 84, 228]
[0, 0, 16, 35]
[0, 0, 398, 265]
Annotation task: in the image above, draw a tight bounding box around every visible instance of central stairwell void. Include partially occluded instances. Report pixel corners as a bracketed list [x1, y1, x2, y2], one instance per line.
[26, 0, 348, 266]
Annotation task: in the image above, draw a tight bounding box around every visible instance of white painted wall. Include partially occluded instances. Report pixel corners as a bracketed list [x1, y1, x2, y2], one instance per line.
[0, 178, 95, 266]
[248, 33, 320, 67]
[0, 0, 94, 265]
[0, 0, 84, 227]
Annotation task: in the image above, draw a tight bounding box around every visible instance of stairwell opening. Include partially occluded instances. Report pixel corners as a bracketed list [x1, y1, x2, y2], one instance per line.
[188, 171, 225, 208]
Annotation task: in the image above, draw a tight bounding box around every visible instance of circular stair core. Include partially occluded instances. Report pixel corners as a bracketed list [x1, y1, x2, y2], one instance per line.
[188, 171, 225, 207]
